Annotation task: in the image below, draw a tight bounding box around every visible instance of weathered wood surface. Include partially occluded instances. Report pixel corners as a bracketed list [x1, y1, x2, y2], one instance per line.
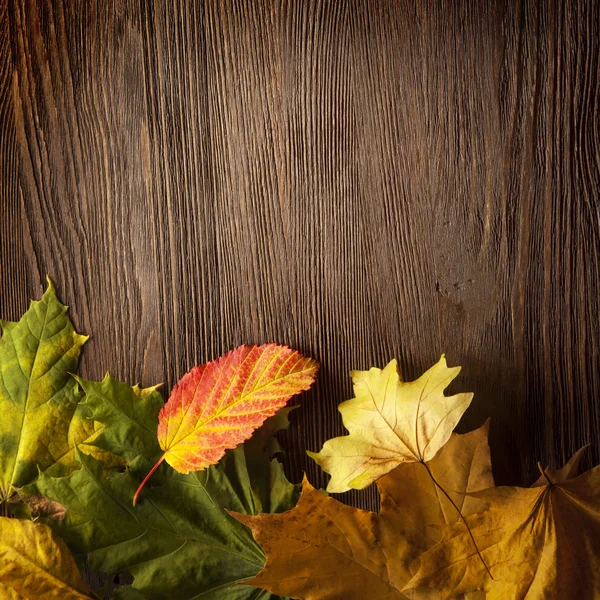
[2, 0, 599, 521]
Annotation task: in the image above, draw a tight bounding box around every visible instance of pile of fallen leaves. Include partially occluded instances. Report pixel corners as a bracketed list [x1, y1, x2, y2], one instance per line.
[1, 282, 598, 599]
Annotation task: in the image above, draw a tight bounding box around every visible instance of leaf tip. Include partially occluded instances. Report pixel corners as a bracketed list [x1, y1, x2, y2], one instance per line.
[305, 449, 319, 463]
[44, 275, 56, 294]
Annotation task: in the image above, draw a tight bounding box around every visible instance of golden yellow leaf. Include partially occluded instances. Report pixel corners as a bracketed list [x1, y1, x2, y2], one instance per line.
[307, 356, 473, 492]
[234, 477, 407, 600]
[377, 422, 493, 591]
[0, 516, 93, 599]
[407, 456, 600, 599]
[232, 424, 493, 600]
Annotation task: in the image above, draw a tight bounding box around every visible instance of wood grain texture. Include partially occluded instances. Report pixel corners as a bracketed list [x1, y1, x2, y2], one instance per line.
[2, 0, 599, 525]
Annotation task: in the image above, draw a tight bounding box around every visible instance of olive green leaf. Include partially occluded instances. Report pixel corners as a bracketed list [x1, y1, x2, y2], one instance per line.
[0, 516, 94, 599]
[208, 406, 301, 515]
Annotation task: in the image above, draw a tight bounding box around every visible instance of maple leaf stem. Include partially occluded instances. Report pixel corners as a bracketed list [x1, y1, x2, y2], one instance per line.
[2, 501, 8, 518]
[537, 461, 554, 486]
[420, 460, 493, 581]
[133, 455, 165, 507]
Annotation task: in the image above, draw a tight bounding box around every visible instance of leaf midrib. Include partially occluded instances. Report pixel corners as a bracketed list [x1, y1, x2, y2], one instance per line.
[7, 302, 51, 497]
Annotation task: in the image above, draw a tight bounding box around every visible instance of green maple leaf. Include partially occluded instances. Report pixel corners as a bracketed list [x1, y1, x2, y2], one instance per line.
[71, 374, 164, 477]
[33, 374, 300, 599]
[0, 279, 89, 503]
[208, 406, 301, 515]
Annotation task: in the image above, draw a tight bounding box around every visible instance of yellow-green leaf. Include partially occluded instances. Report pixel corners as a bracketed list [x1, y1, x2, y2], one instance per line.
[308, 356, 473, 492]
[0, 516, 93, 599]
[0, 279, 88, 502]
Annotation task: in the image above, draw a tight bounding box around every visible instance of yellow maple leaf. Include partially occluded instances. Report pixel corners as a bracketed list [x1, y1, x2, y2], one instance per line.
[407, 451, 600, 599]
[377, 421, 493, 591]
[531, 444, 589, 487]
[307, 355, 473, 492]
[0, 516, 93, 599]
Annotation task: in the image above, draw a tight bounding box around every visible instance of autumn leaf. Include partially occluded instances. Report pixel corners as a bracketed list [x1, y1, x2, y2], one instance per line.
[134, 344, 318, 504]
[407, 453, 600, 599]
[0, 278, 88, 503]
[235, 477, 406, 600]
[158, 344, 318, 473]
[34, 406, 303, 599]
[376, 421, 493, 591]
[14, 493, 67, 521]
[0, 516, 93, 599]
[307, 355, 472, 492]
[232, 424, 493, 600]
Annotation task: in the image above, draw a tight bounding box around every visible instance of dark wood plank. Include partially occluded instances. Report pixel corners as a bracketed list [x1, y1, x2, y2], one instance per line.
[3, 0, 600, 526]
[0, 0, 28, 318]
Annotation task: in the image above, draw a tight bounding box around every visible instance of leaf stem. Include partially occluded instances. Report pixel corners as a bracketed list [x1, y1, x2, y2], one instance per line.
[2, 501, 8, 518]
[537, 461, 553, 486]
[133, 455, 166, 507]
[420, 460, 493, 580]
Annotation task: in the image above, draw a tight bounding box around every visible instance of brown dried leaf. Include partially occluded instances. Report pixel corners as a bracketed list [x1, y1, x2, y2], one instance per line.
[232, 424, 493, 599]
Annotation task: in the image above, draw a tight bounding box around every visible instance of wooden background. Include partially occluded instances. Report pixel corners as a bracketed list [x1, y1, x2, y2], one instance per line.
[1, 0, 600, 516]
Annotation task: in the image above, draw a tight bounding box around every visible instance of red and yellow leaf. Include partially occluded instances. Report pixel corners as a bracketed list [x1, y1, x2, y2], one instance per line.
[134, 344, 318, 505]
